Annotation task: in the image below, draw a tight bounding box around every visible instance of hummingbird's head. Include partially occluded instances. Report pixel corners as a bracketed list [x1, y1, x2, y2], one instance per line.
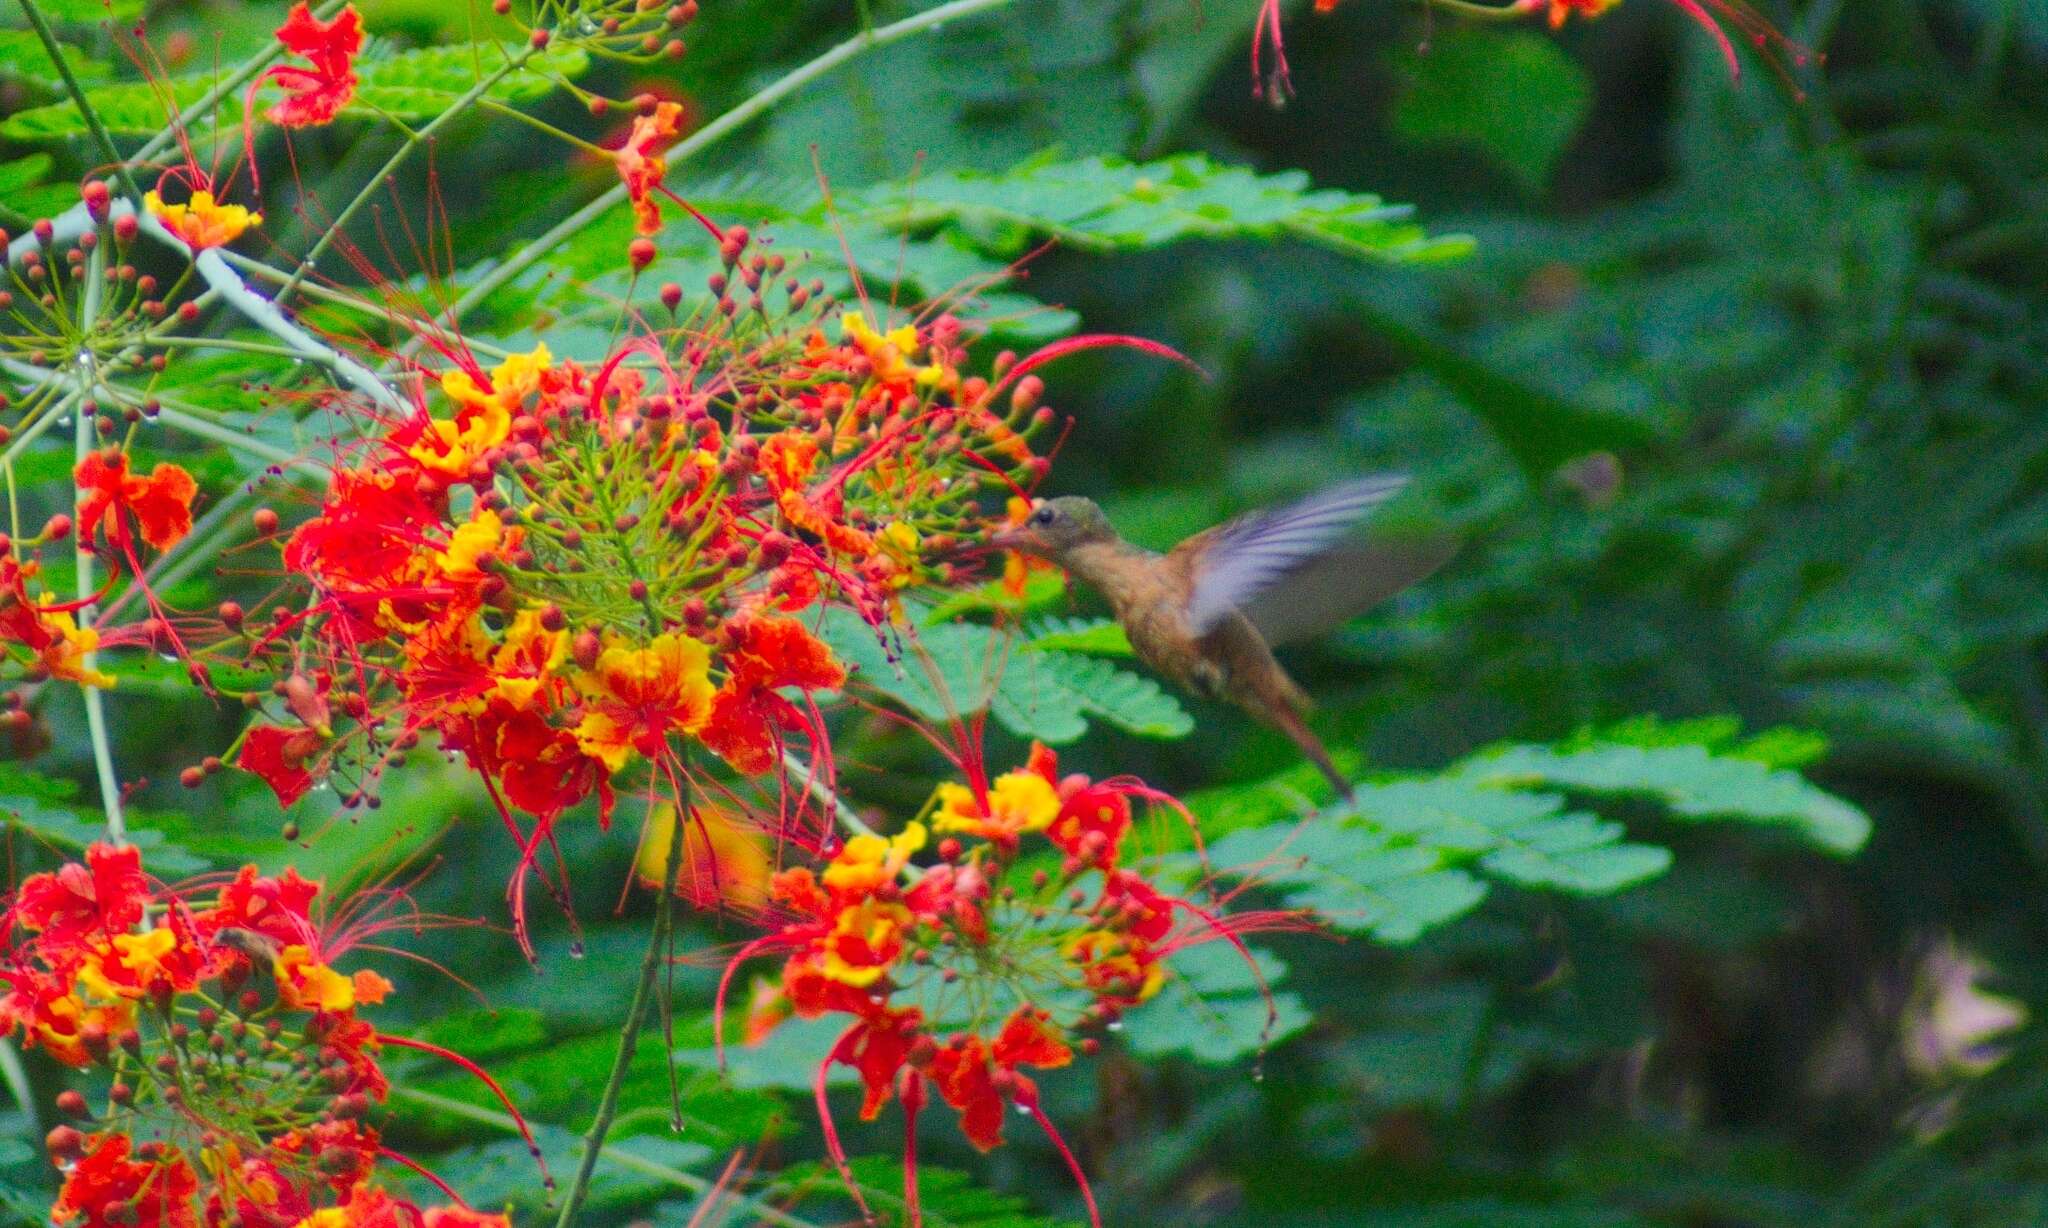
[988, 496, 1116, 561]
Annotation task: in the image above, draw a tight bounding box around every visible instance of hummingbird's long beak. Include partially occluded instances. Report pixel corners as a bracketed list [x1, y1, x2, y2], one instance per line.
[984, 525, 1042, 555]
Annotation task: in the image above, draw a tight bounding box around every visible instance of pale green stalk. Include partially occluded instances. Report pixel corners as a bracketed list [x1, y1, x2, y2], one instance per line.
[72, 244, 123, 841]
[553, 787, 689, 1227]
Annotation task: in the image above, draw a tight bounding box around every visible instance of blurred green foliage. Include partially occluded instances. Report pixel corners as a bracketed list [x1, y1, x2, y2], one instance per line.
[3, 0, 2046, 1224]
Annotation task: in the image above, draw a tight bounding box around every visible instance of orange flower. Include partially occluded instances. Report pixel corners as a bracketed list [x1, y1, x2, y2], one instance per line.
[700, 615, 846, 773]
[409, 346, 550, 479]
[1539, 0, 1622, 24]
[572, 633, 714, 770]
[820, 897, 912, 987]
[273, 944, 392, 1012]
[263, 3, 363, 126]
[237, 724, 324, 808]
[931, 769, 1060, 842]
[819, 823, 925, 900]
[617, 101, 685, 237]
[75, 452, 197, 552]
[758, 432, 875, 554]
[423, 1209, 513, 1228]
[9, 841, 147, 944]
[929, 1036, 1006, 1150]
[145, 189, 260, 249]
[53, 1133, 200, 1228]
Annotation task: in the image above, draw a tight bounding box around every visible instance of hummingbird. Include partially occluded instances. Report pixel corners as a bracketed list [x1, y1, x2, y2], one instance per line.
[988, 475, 1451, 799]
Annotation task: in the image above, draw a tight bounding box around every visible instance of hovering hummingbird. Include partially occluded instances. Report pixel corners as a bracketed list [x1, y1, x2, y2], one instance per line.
[989, 475, 1451, 799]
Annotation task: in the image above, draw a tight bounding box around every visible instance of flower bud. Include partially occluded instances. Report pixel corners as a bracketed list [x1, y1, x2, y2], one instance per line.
[629, 238, 657, 272]
[573, 628, 602, 671]
[46, 1125, 85, 1163]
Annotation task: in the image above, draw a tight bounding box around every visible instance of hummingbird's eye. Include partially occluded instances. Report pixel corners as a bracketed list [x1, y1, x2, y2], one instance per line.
[1031, 505, 1057, 526]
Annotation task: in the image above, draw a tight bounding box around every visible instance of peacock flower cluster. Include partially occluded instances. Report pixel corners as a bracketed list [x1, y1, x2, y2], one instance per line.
[1, 843, 531, 1228]
[215, 237, 1062, 950]
[724, 744, 1264, 1227]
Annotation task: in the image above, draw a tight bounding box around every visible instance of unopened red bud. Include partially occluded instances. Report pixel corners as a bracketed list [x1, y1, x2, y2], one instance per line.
[493, 0, 510, 11]
[179, 765, 205, 789]
[54, 1090, 89, 1119]
[202, 755, 223, 774]
[629, 237, 657, 271]
[539, 603, 565, 632]
[529, 27, 551, 47]
[177, 301, 201, 323]
[46, 1125, 85, 1162]
[660, 281, 683, 311]
[42, 514, 71, 542]
[1010, 376, 1044, 413]
[573, 629, 602, 670]
[253, 507, 280, 535]
[82, 180, 111, 220]
[218, 601, 244, 629]
[628, 579, 648, 601]
[938, 837, 962, 862]
[107, 1081, 133, 1106]
[33, 219, 54, 245]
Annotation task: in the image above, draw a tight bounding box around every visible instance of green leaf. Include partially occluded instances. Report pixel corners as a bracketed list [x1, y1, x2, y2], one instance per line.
[1461, 740, 1872, 854]
[1190, 720, 1863, 946]
[0, 764, 209, 874]
[10, 0, 144, 20]
[1392, 29, 1594, 195]
[0, 29, 110, 92]
[0, 154, 54, 193]
[1205, 820, 1491, 944]
[775, 1156, 1079, 1228]
[1022, 616, 1133, 657]
[815, 607, 1191, 744]
[403, 1023, 786, 1149]
[846, 152, 1470, 264]
[0, 42, 589, 140]
[410, 1127, 712, 1220]
[1123, 941, 1313, 1064]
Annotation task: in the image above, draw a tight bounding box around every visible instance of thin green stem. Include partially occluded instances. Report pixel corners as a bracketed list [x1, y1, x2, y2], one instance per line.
[15, 0, 147, 206]
[388, 1086, 824, 1228]
[0, 1039, 36, 1138]
[553, 775, 690, 1228]
[407, 0, 1025, 361]
[149, 406, 322, 476]
[277, 46, 539, 304]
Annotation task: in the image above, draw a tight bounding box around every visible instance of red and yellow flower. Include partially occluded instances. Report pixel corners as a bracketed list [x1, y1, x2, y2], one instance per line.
[262, 3, 364, 126]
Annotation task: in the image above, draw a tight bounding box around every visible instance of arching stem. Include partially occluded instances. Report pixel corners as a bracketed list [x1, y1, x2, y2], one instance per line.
[552, 757, 690, 1227]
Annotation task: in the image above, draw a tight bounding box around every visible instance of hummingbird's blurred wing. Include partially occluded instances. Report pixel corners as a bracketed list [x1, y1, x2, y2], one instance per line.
[1232, 538, 1455, 647]
[1179, 474, 1446, 644]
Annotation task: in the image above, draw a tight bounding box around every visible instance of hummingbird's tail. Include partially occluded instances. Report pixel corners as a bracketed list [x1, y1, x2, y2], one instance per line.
[1264, 693, 1353, 802]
